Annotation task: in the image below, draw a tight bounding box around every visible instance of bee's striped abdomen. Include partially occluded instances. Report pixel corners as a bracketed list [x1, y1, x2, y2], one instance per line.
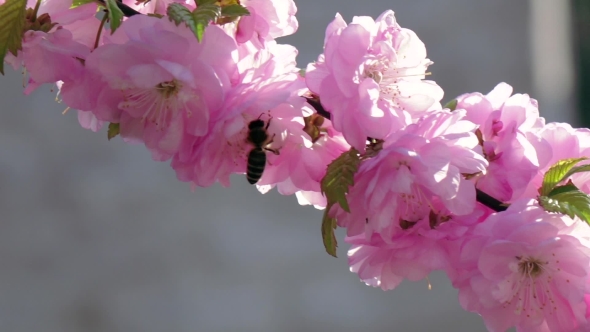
[247, 148, 267, 184]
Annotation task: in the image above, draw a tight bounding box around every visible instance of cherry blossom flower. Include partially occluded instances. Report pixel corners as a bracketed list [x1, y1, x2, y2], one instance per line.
[80, 15, 238, 160]
[453, 199, 590, 332]
[234, 0, 298, 47]
[456, 82, 545, 202]
[334, 109, 487, 239]
[305, 10, 443, 150]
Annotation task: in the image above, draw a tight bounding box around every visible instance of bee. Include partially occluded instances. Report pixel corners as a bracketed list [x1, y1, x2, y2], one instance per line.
[246, 115, 280, 184]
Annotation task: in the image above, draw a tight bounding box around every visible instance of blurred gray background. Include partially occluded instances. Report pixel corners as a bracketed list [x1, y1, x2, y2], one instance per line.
[0, 0, 577, 331]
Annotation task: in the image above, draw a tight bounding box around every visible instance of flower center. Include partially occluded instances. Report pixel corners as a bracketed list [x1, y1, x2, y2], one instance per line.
[501, 255, 557, 317]
[518, 257, 545, 278]
[120, 80, 190, 130]
[363, 59, 402, 102]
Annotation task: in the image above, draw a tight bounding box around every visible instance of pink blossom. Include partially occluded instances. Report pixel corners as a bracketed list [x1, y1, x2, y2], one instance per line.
[334, 110, 487, 239]
[456, 82, 545, 202]
[305, 10, 443, 150]
[341, 110, 487, 291]
[234, 0, 298, 47]
[236, 40, 298, 84]
[169, 30, 306, 188]
[3, 0, 100, 93]
[347, 201, 488, 291]
[21, 29, 90, 90]
[453, 199, 590, 332]
[58, 71, 124, 132]
[254, 108, 350, 208]
[171, 72, 304, 187]
[80, 15, 238, 160]
[518, 122, 590, 200]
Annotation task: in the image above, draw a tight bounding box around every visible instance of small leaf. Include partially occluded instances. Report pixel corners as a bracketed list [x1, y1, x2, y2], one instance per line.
[195, 0, 216, 5]
[220, 3, 249, 17]
[539, 189, 590, 224]
[443, 99, 458, 111]
[191, 3, 220, 42]
[70, 0, 95, 8]
[0, 0, 27, 75]
[321, 205, 338, 257]
[562, 164, 590, 183]
[321, 148, 361, 213]
[318, 148, 361, 257]
[167, 3, 197, 35]
[298, 69, 306, 77]
[168, 3, 220, 42]
[107, 123, 120, 140]
[540, 157, 588, 196]
[547, 182, 578, 197]
[105, 0, 124, 34]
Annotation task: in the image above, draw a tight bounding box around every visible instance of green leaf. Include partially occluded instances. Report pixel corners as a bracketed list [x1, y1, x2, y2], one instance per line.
[191, 3, 220, 42]
[167, 3, 196, 34]
[298, 69, 306, 78]
[321, 206, 338, 257]
[539, 188, 590, 224]
[547, 183, 578, 197]
[195, 0, 216, 5]
[320, 148, 361, 213]
[220, 3, 249, 17]
[105, 0, 124, 34]
[562, 164, 590, 183]
[107, 123, 120, 140]
[70, 0, 95, 9]
[540, 157, 588, 196]
[318, 148, 360, 257]
[0, 0, 26, 75]
[443, 99, 458, 111]
[168, 3, 220, 42]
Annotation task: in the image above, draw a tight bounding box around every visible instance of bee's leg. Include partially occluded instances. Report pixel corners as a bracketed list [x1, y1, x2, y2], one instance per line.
[264, 147, 281, 155]
[266, 133, 276, 145]
[265, 115, 273, 131]
[264, 133, 280, 155]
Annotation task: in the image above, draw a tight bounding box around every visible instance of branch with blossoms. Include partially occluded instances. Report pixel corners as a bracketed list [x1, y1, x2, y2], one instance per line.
[3, 0, 590, 330]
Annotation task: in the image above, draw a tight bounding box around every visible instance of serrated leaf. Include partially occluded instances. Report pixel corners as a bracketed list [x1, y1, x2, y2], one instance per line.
[539, 189, 590, 224]
[191, 3, 220, 42]
[321, 205, 338, 257]
[105, 0, 124, 34]
[167, 3, 198, 35]
[220, 3, 249, 17]
[443, 99, 458, 111]
[195, 0, 216, 5]
[562, 164, 590, 183]
[540, 157, 588, 196]
[107, 122, 120, 140]
[321, 148, 361, 213]
[548, 183, 578, 197]
[70, 0, 95, 9]
[0, 0, 26, 75]
[167, 3, 191, 24]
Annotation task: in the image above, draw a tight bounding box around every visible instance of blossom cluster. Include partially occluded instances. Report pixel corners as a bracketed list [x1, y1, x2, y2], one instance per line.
[3, 0, 590, 330]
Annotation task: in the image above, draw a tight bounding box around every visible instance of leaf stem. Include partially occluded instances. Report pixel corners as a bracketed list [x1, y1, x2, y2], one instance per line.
[31, 0, 42, 21]
[94, 13, 108, 49]
[303, 95, 509, 213]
